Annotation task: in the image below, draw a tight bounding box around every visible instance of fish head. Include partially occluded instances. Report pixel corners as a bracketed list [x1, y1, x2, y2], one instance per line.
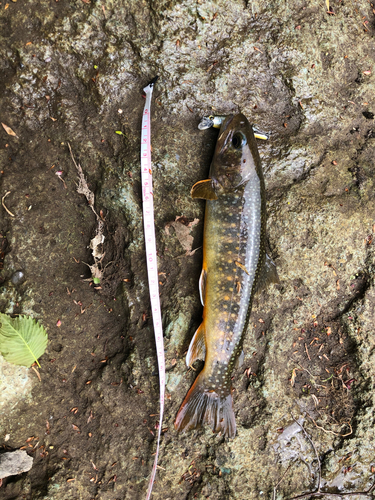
[209, 114, 261, 194]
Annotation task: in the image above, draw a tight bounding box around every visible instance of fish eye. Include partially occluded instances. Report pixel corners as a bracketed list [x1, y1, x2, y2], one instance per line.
[231, 132, 246, 149]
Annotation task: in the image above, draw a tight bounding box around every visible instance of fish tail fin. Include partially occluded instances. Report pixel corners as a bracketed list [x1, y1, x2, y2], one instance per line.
[174, 372, 236, 438]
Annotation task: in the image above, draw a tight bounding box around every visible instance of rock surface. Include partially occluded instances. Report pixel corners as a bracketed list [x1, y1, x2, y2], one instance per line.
[0, 450, 33, 480]
[1, 0, 375, 498]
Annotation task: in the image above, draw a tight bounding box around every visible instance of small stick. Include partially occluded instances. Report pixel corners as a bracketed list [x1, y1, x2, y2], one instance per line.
[273, 463, 293, 500]
[291, 416, 321, 493]
[288, 490, 375, 499]
[309, 416, 352, 438]
[31, 366, 41, 382]
[293, 360, 316, 379]
[2, 191, 15, 217]
[286, 417, 372, 500]
[304, 343, 311, 360]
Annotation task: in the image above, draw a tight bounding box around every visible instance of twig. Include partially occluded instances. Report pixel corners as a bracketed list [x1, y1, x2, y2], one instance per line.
[287, 490, 375, 499]
[293, 361, 317, 380]
[284, 416, 374, 500]
[67, 142, 97, 217]
[309, 416, 352, 438]
[2, 191, 15, 217]
[304, 343, 311, 360]
[68, 143, 106, 285]
[31, 365, 41, 382]
[273, 463, 293, 500]
[292, 415, 321, 493]
[368, 480, 375, 494]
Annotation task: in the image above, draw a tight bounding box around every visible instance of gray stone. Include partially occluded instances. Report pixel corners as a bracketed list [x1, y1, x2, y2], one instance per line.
[0, 450, 33, 479]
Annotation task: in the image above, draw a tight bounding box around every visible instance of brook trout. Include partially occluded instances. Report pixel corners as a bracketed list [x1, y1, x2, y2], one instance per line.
[175, 114, 276, 438]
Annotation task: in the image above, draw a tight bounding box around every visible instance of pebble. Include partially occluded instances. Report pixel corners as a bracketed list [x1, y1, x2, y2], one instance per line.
[11, 271, 25, 285]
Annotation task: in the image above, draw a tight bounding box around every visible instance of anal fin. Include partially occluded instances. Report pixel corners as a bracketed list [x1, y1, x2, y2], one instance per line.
[186, 323, 206, 367]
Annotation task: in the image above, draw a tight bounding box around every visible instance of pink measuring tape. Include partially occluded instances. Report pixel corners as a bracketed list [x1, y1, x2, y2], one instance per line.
[141, 77, 165, 499]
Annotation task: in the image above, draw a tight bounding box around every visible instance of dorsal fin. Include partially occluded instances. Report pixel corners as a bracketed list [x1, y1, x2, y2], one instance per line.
[199, 269, 207, 306]
[186, 323, 206, 367]
[191, 179, 218, 200]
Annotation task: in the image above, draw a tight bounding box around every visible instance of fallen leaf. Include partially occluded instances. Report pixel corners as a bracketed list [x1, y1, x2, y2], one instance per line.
[187, 218, 199, 228]
[1, 122, 18, 137]
[165, 216, 199, 255]
[0, 313, 48, 368]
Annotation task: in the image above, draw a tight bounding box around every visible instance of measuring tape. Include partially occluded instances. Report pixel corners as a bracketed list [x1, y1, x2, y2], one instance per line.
[141, 77, 165, 500]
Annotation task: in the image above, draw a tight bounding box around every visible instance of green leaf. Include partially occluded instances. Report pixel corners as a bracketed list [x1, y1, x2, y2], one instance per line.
[115, 130, 124, 135]
[0, 314, 48, 368]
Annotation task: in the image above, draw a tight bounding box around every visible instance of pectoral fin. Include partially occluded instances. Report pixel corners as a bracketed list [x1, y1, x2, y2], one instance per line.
[191, 179, 218, 200]
[186, 323, 206, 367]
[255, 253, 279, 294]
[199, 269, 207, 306]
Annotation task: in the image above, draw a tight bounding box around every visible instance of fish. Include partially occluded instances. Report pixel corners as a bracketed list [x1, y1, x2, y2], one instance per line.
[174, 113, 277, 438]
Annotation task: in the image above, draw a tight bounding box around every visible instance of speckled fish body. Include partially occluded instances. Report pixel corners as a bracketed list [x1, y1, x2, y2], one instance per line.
[175, 114, 267, 438]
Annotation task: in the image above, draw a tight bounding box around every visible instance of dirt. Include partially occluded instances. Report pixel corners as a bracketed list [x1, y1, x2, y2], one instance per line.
[2, 0, 375, 499]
